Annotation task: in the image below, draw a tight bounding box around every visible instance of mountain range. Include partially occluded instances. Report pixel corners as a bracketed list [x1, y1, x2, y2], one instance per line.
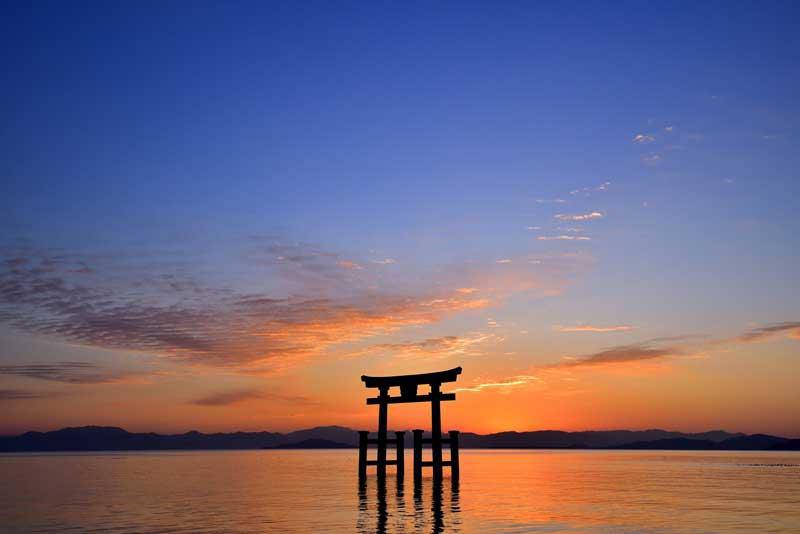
[1, 426, 798, 452]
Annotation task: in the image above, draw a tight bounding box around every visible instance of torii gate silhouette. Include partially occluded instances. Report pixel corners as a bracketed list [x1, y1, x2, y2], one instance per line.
[358, 366, 462, 484]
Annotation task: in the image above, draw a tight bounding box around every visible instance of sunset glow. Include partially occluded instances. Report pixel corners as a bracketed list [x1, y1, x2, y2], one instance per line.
[1, 2, 798, 439]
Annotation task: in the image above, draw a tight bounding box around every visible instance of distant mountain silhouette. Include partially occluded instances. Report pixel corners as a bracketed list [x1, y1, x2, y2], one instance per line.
[616, 438, 717, 450]
[717, 434, 791, 450]
[769, 439, 800, 451]
[268, 438, 353, 449]
[1, 426, 794, 452]
[611, 434, 800, 451]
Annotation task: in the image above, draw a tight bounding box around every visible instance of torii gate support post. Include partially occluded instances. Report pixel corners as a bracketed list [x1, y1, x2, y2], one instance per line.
[430, 382, 443, 481]
[377, 386, 389, 480]
[449, 430, 460, 481]
[358, 430, 368, 481]
[395, 431, 405, 479]
[413, 429, 423, 484]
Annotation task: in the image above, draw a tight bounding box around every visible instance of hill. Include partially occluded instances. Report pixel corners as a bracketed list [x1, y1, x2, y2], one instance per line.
[1, 426, 793, 452]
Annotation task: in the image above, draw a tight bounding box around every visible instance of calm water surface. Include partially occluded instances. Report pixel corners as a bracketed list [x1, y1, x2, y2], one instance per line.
[1, 449, 798, 533]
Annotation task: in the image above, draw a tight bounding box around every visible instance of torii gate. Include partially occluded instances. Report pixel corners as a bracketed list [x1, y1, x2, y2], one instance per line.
[358, 366, 462, 484]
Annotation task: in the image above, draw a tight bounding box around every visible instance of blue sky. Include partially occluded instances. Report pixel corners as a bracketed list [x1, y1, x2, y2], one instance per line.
[1, 1, 798, 434]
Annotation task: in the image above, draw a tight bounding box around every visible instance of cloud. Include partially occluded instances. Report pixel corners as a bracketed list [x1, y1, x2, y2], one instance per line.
[641, 153, 662, 164]
[0, 362, 150, 384]
[633, 134, 655, 144]
[456, 287, 479, 294]
[191, 389, 316, 407]
[569, 182, 611, 196]
[540, 322, 799, 373]
[0, 389, 56, 401]
[548, 341, 681, 369]
[0, 244, 496, 373]
[736, 322, 800, 343]
[337, 260, 363, 270]
[371, 258, 396, 265]
[535, 198, 566, 204]
[352, 332, 497, 360]
[537, 236, 592, 241]
[495, 259, 513, 264]
[554, 325, 635, 333]
[453, 374, 538, 393]
[0, 242, 585, 375]
[554, 212, 604, 222]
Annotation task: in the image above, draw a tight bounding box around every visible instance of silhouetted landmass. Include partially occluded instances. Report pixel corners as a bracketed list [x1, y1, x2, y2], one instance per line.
[1, 426, 797, 452]
[716, 434, 790, 450]
[770, 439, 800, 451]
[616, 438, 717, 450]
[268, 438, 353, 449]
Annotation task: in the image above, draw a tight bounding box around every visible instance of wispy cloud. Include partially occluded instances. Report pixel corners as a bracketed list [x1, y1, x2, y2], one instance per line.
[641, 153, 662, 165]
[633, 134, 655, 144]
[569, 181, 611, 196]
[535, 198, 566, 204]
[0, 389, 57, 401]
[351, 332, 497, 360]
[191, 389, 317, 406]
[544, 321, 800, 372]
[554, 325, 635, 333]
[547, 341, 681, 369]
[0, 242, 587, 375]
[371, 258, 396, 265]
[736, 322, 800, 343]
[554, 211, 604, 222]
[453, 374, 538, 393]
[0, 362, 151, 384]
[537, 236, 591, 241]
[0, 244, 495, 373]
[337, 260, 363, 270]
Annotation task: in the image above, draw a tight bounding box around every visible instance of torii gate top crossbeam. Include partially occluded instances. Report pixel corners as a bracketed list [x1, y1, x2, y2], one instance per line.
[361, 366, 462, 389]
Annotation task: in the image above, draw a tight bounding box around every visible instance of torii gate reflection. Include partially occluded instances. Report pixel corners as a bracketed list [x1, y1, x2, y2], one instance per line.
[358, 366, 462, 484]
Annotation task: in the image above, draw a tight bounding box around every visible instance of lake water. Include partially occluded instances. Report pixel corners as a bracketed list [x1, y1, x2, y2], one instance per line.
[1, 449, 798, 533]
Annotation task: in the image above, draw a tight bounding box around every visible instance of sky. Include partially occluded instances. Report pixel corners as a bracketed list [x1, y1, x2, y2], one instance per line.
[1, 1, 799, 436]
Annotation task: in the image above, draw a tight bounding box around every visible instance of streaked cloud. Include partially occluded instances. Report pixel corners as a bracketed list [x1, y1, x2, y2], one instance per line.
[337, 260, 363, 270]
[0, 362, 151, 384]
[633, 134, 655, 144]
[456, 287, 479, 294]
[641, 153, 662, 164]
[453, 374, 538, 393]
[554, 211, 604, 222]
[0, 243, 520, 374]
[554, 324, 635, 333]
[535, 198, 566, 204]
[736, 322, 800, 343]
[569, 181, 611, 196]
[548, 341, 681, 369]
[351, 332, 498, 360]
[0, 389, 57, 401]
[0, 241, 591, 376]
[191, 389, 317, 406]
[537, 236, 591, 241]
[371, 258, 396, 265]
[495, 259, 513, 264]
